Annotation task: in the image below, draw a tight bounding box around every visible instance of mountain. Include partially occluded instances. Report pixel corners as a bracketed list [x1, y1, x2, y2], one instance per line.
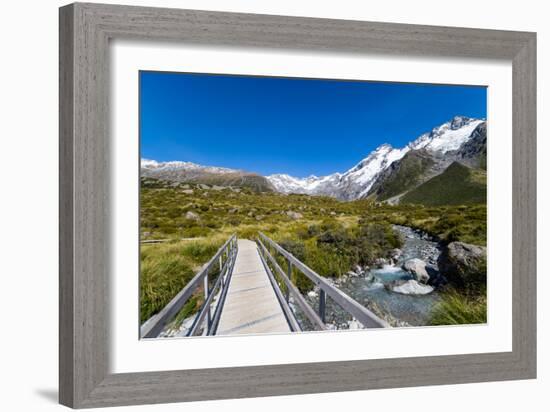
[366, 149, 435, 202]
[366, 119, 487, 202]
[454, 122, 487, 170]
[141, 159, 275, 192]
[408, 115, 485, 153]
[267, 115, 485, 201]
[268, 144, 408, 200]
[141, 115, 487, 203]
[400, 161, 487, 206]
[366, 116, 486, 195]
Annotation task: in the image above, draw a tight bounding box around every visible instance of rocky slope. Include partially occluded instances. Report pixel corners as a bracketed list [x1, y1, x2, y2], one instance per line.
[400, 161, 487, 206]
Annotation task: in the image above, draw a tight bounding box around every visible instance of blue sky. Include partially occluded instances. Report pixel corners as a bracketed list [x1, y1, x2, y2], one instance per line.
[140, 71, 486, 177]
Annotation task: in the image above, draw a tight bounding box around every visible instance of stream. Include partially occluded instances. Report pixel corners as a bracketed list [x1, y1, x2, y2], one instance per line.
[300, 225, 443, 329]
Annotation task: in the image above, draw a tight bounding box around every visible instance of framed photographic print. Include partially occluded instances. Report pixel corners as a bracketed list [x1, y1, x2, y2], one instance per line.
[59, 2, 536, 408]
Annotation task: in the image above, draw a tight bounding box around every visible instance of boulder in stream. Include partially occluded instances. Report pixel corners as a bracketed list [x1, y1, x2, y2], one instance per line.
[386, 279, 434, 295]
[401, 258, 430, 284]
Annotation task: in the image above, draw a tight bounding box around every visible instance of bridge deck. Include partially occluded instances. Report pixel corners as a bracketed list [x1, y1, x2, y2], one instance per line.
[216, 239, 290, 336]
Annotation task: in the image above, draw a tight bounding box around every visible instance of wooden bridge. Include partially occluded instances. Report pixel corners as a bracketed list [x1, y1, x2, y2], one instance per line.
[140, 233, 388, 338]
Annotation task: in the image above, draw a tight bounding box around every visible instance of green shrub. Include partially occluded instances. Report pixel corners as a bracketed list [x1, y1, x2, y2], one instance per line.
[429, 289, 487, 326]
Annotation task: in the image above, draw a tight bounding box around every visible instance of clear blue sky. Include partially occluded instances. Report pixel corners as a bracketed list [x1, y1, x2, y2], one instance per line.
[140, 71, 486, 177]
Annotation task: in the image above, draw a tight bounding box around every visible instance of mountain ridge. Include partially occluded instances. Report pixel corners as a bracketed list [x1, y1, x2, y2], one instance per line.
[141, 115, 486, 202]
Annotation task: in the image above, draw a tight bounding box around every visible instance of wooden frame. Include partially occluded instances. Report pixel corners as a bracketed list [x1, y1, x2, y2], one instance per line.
[59, 2, 536, 408]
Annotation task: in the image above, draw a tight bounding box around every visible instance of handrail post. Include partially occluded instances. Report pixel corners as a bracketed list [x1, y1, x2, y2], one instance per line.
[204, 271, 211, 334]
[319, 289, 326, 323]
[286, 259, 292, 303]
[219, 252, 223, 287]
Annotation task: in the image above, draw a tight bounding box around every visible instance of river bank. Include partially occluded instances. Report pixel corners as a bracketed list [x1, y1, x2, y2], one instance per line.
[301, 225, 444, 328]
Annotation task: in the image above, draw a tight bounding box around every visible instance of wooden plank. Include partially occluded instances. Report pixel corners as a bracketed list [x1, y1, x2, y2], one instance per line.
[216, 240, 290, 335]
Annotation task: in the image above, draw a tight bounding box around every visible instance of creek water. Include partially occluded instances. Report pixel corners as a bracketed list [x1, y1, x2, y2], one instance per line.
[300, 225, 443, 329]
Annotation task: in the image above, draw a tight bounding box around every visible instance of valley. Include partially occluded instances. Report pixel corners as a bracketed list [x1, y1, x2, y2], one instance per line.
[140, 115, 488, 332]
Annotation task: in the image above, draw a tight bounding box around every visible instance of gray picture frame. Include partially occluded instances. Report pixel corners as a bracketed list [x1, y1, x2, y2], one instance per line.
[59, 2, 537, 409]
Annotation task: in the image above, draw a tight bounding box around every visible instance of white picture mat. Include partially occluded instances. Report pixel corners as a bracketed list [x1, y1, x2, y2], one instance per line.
[110, 40, 512, 374]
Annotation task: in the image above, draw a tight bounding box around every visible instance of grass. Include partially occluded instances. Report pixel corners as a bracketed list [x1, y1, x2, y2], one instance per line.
[139, 235, 225, 324]
[140, 177, 488, 326]
[429, 289, 487, 326]
[401, 161, 486, 206]
[369, 149, 434, 201]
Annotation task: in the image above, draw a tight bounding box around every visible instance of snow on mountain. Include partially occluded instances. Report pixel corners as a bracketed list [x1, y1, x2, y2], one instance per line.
[266, 116, 485, 200]
[141, 158, 238, 175]
[338, 144, 411, 199]
[409, 116, 484, 153]
[267, 144, 410, 200]
[267, 173, 342, 195]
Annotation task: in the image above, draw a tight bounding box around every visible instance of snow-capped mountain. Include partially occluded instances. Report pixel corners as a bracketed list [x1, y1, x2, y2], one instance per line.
[267, 173, 340, 195]
[408, 116, 484, 153]
[141, 159, 238, 175]
[141, 116, 486, 201]
[267, 116, 485, 200]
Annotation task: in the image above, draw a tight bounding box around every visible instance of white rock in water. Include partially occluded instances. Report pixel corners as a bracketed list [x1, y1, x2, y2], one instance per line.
[391, 279, 434, 295]
[307, 290, 318, 298]
[401, 258, 430, 284]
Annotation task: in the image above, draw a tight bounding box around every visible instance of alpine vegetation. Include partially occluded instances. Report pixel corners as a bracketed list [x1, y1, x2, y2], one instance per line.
[139, 71, 488, 337]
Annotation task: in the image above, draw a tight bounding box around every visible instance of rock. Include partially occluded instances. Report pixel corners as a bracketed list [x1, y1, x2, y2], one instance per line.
[330, 211, 336, 216]
[401, 258, 430, 284]
[181, 189, 194, 195]
[286, 210, 303, 220]
[228, 208, 239, 214]
[347, 268, 363, 278]
[255, 215, 264, 221]
[390, 248, 402, 260]
[211, 185, 224, 191]
[438, 241, 487, 286]
[185, 211, 200, 221]
[198, 184, 210, 190]
[387, 279, 434, 295]
[373, 257, 389, 268]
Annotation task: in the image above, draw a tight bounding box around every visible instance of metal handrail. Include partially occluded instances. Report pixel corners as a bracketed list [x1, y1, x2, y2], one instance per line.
[257, 239, 325, 331]
[257, 243, 304, 332]
[140, 234, 238, 338]
[258, 232, 389, 329]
